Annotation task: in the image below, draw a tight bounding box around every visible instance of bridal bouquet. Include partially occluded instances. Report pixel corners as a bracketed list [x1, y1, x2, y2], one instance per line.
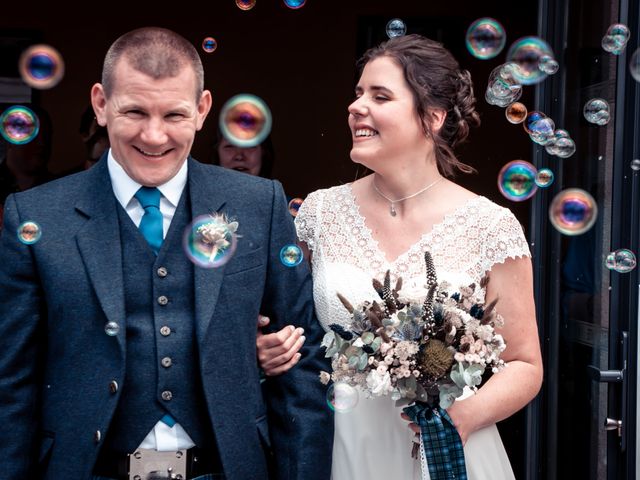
[320, 252, 507, 480]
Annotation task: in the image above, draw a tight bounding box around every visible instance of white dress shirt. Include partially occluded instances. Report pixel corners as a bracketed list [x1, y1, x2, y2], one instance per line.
[107, 150, 196, 451]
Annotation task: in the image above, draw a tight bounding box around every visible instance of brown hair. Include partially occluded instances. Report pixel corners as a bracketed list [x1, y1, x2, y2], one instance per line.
[358, 34, 480, 177]
[101, 27, 204, 102]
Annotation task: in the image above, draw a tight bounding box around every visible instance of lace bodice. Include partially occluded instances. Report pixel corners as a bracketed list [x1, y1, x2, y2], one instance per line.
[295, 184, 531, 331]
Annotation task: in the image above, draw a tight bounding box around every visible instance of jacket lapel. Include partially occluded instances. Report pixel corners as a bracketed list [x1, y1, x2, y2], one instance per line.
[188, 158, 228, 341]
[74, 158, 126, 355]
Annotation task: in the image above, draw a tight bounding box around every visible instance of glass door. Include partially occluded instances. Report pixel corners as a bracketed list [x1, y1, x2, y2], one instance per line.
[531, 0, 640, 478]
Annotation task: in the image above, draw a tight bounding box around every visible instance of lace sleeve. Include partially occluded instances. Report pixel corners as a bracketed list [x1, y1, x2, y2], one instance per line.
[294, 190, 323, 251]
[481, 206, 531, 274]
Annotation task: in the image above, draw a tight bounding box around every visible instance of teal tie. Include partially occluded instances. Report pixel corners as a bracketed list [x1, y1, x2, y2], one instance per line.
[134, 187, 163, 255]
[135, 187, 175, 428]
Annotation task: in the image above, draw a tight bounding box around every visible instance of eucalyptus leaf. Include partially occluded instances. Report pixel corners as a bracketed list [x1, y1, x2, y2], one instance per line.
[370, 336, 382, 352]
[361, 332, 375, 344]
[357, 352, 369, 371]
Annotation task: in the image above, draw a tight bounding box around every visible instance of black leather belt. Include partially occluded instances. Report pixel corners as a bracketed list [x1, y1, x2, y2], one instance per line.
[93, 446, 223, 479]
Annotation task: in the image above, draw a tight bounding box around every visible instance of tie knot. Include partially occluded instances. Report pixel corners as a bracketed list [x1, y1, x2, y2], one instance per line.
[135, 186, 161, 209]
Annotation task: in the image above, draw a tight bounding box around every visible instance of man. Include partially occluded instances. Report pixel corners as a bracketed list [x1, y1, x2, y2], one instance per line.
[0, 27, 332, 480]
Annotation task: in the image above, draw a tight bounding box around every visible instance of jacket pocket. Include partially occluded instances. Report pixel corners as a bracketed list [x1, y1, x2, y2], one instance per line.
[256, 415, 272, 449]
[38, 431, 55, 465]
[224, 247, 264, 276]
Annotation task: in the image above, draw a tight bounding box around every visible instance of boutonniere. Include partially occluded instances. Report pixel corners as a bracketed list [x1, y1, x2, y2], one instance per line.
[183, 212, 240, 268]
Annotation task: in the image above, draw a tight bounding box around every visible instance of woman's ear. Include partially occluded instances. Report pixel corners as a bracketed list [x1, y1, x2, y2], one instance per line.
[427, 108, 447, 135]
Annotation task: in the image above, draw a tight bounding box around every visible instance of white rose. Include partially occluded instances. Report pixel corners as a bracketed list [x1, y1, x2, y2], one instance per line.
[398, 283, 430, 304]
[366, 370, 393, 396]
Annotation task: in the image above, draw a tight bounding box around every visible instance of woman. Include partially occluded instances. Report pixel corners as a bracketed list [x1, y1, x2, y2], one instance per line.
[212, 128, 275, 178]
[258, 34, 543, 479]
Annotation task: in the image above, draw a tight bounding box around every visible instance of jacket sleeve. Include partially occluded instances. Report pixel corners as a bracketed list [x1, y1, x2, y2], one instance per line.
[0, 194, 46, 478]
[260, 180, 333, 480]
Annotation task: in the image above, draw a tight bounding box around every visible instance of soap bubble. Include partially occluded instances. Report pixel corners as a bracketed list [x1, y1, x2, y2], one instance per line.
[327, 383, 359, 413]
[505, 102, 527, 124]
[219, 94, 272, 148]
[583, 98, 610, 125]
[549, 189, 598, 235]
[386, 18, 407, 38]
[18, 44, 65, 89]
[605, 249, 636, 273]
[506, 36, 555, 85]
[497, 160, 538, 202]
[465, 17, 506, 60]
[201, 37, 218, 53]
[535, 168, 554, 188]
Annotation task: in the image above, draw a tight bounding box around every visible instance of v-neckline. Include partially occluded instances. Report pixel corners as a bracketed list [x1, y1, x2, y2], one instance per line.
[346, 183, 482, 266]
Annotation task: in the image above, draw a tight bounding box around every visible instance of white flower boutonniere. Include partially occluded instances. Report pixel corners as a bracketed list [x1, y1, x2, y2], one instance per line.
[183, 212, 240, 268]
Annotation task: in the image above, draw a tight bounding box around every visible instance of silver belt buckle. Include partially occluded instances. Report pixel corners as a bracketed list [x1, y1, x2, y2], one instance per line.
[128, 448, 188, 480]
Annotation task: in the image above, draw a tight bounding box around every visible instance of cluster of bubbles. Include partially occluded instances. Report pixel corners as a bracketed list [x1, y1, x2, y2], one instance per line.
[280, 244, 303, 267]
[485, 63, 523, 107]
[386, 18, 407, 39]
[0, 105, 40, 145]
[219, 94, 272, 148]
[497, 160, 538, 201]
[506, 36, 556, 85]
[19, 44, 65, 90]
[605, 249, 637, 273]
[521, 112, 576, 158]
[288, 198, 304, 217]
[326, 382, 359, 413]
[236, 0, 256, 10]
[283, 0, 306, 9]
[548, 189, 598, 235]
[201, 37, 218, 54]
[182, 215, 238, 268]
[583, 98, 610, 125]
[631, 159, 640, 171]
[465, 17, 506, 60]
[17, 220, 42, 245]
[601, 24, 631, 55]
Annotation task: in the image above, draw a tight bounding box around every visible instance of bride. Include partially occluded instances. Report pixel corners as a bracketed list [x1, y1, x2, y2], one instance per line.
[257, 34, 543, 479]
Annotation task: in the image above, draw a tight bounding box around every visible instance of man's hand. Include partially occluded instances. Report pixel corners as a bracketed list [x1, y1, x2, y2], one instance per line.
[256, 315, 306, 376]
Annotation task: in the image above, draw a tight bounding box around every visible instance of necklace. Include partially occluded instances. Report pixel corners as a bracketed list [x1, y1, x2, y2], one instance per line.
[372, 176, 443, 216]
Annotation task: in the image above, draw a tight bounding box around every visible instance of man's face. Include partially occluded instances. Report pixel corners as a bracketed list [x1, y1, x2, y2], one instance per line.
[91, 58, 211, 186]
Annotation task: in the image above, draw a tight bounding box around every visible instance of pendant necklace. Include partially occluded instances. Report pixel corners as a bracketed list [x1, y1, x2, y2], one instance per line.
[372, 177, 443, 217]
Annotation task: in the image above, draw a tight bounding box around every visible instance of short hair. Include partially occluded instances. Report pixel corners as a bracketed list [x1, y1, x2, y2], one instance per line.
[101, 27, 204, 102]
[358, 34, 481, 177]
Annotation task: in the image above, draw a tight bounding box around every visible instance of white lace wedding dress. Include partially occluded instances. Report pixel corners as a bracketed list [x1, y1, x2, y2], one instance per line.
[295, 184, 531, 480]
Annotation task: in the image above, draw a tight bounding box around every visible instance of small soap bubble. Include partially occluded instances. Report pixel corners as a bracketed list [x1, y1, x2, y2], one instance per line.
[183, 214, 238, 268]
[497, 160, 538, 202]
[0, 105, 40, 145]
[201, 37, 218, 53]
[629, 48, 640, 83]
[17, 221, 42, 245]
[288, 198, 304, 217]
[602, 24, 630, 55]
[554, 137, 577, 158]
[327, 383, 359, 413]
[535, 168, 554, 188]
[549, 189, 598, 235]
[236, 0, 256, 10]
[506, 36, 555, 85]
[631, 159, 640, 171]
[18, 44, 65, 90]
[280, 244, 303, 267]
[538, 55, 559, 74]
[104, 321, 120, 336]
[465, 17, 506, 60]
[583, 98, 610, 125]
[219, 94, 272, 148]
[528, 117, 556, 146]
[605, 249, 636, 273]
[505, 102, 527, 124]
[283, 0, 306, 9]
[386, 18, 407, 38]
[485, 63, 522, 107]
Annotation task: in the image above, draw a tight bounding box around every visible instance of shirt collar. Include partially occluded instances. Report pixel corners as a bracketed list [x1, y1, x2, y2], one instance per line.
[107, 149, 188, 208]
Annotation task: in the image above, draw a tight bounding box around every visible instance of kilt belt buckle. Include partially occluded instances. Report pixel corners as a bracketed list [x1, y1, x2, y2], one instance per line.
[128, 448, 188, 480]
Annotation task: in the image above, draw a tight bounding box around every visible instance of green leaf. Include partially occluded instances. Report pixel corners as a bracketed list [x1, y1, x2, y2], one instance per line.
[361, 332, 375, 344]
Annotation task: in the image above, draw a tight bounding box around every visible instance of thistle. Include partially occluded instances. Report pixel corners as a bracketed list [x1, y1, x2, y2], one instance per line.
[419, 339, 454, 381]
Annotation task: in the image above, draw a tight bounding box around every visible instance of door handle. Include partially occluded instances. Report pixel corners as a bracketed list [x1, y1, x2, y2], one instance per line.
[587, 331, 628, 451]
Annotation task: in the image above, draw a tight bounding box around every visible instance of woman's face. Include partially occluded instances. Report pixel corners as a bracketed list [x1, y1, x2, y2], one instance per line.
[217, 138, 263, 176]
[347, 56, 428, 170]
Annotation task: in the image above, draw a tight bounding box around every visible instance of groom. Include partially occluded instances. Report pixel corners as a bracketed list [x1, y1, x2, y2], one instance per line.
[0, 27, 332, 479]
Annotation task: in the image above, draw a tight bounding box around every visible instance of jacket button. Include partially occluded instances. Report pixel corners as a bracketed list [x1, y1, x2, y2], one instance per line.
[109, 380, 118, 393]
[160, 326, 171, 336]
[161, 390, 173, 401]
[157, 267, 168, 278]
[94, 430, 101, 443]
[157, 295, 169, 306]
[161, 357, 172, 368]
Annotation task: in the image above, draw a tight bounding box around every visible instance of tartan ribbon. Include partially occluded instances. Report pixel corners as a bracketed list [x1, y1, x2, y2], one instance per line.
[403, 403, 468, 480]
